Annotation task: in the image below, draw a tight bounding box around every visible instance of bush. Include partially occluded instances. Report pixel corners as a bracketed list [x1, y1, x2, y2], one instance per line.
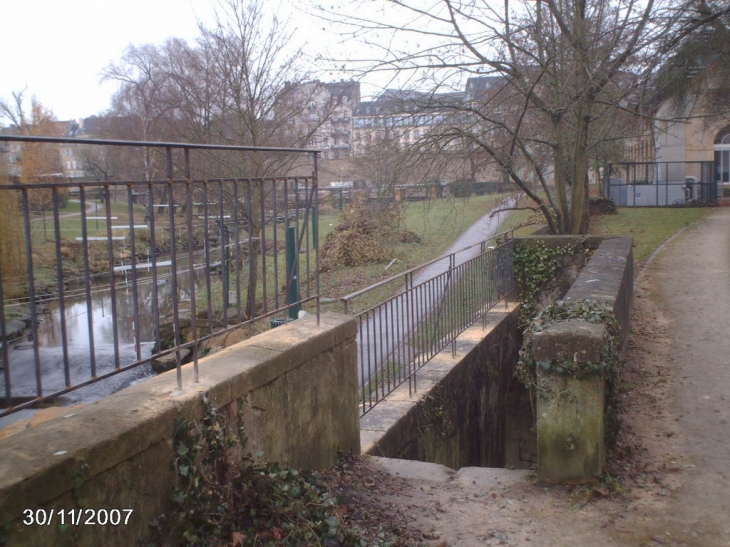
[589, 196, 618, 215]
[321, 195, 403, 270]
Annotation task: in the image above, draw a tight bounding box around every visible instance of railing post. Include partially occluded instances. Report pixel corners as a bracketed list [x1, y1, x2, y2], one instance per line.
[286, 226, 300, 320]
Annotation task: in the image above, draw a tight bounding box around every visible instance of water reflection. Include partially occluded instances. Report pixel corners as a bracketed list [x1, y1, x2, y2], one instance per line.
[35, 266, 215, 349]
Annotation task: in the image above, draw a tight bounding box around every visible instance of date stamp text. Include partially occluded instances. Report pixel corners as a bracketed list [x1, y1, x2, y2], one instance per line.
[22, 508, 134, 527]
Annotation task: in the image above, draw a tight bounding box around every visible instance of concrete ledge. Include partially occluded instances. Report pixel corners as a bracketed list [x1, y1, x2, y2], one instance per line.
[0, 312, 359, 547]
[533, 320, 606, 363]
[368, 456, 532, 489]
[564, 236, 634, 356]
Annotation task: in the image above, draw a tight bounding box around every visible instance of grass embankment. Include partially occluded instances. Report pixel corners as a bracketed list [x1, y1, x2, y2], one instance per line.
[317, 194, 511, 314]
[474, 194, 710, 265]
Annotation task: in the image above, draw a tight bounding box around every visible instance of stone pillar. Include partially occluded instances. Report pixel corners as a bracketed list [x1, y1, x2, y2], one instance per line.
[532, 319, 607, 484]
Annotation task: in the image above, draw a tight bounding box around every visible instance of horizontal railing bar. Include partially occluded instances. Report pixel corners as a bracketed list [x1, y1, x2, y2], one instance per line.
[0, 134, 321, 155]
[0, 176, 315, 191]
[341, 229, 514, 304]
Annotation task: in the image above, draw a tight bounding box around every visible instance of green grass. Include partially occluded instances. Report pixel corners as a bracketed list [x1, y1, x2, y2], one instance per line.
[591, 207, 709, 262]
[401, 194, 505, 261]
[316, 194, 509, 314]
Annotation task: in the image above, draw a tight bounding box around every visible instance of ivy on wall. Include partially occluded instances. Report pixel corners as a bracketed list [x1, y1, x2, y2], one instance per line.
[517, 299, 621, 388]
[513, 240, 577, 324]
[515, 299, 623, 445]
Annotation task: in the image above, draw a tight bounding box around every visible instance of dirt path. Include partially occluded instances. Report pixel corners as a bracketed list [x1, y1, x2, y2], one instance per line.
[350, 208, 730, 547]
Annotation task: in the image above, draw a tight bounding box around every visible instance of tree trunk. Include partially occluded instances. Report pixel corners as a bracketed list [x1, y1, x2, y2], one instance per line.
[569, 112, 591, 235]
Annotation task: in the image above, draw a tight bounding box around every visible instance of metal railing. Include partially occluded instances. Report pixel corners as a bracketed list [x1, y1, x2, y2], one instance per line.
[0, 135, 319, 417]
[342, 232, 516, 415]
[605, 161, 718, 206]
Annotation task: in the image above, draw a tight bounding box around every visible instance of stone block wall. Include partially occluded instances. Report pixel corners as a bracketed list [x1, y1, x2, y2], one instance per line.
[0, 313, 359, 547]
[533, 237, 634, 483]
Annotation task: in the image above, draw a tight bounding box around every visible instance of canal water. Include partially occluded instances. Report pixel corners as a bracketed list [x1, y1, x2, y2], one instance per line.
[1, 265, 220, 428]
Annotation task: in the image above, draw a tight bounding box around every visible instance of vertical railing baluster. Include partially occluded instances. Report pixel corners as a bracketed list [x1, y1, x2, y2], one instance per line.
[78, 186, 97, 379]
[52, 187, 71, 387]
[185, 150, 199, 383]
[166, 147, 183, 390]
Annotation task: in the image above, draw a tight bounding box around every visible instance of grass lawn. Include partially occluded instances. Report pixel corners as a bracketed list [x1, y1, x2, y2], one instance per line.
[315, 194, 509, 313]
[590, 207, 710, 263]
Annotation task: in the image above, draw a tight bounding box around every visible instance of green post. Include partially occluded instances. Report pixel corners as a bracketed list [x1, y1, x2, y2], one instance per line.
[339, 188, 343, 211]
[286, 226, 300, 320]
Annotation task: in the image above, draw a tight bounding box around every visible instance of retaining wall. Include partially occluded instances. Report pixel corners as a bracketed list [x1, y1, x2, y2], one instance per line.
[0, 313, 359, 547]
[533, 236, 634, 483]
[360, 303, 522, 469]
[361, 236, 634, 479]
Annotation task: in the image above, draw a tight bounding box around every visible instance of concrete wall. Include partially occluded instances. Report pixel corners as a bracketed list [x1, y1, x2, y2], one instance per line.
[563, 237, 634, 356]
[0, 313, 359, 547]
[361, 304, 522, 469]
[360, 236, 634, 481]
[534, 237, 634, 483]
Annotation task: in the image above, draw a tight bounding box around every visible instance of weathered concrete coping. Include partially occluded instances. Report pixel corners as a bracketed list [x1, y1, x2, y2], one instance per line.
[563, 236, 634, 355]
[533, 319, 606, 364]
[0, 312, 359, 529]
[515, 235, 634, 354]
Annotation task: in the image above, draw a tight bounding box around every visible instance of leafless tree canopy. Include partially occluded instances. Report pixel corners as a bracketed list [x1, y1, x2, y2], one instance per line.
[311, 0, 729, 233]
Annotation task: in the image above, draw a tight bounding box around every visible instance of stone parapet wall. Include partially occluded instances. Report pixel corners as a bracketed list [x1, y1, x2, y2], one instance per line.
[532, 237, 634, 484]
[563, 237, 634, 356]
[0, 313, 359, 547]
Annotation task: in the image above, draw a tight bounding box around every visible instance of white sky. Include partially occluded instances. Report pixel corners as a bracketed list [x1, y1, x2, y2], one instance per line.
[0, 0, 343, 124]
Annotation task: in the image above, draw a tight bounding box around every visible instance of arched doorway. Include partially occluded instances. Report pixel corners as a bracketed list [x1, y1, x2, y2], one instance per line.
[714, 127, 730, 183]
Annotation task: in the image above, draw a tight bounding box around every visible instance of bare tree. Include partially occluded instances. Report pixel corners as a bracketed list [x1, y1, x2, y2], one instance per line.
[102, 0, 336, 317]
[312, 0, 708, 233]
[652, 0, 730, 122]
[0, 92, 67, 295]
[0, 91, 65, 211]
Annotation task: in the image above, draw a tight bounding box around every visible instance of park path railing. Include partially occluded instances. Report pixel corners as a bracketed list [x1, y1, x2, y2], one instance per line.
[341, 232, 516, 415]
[0, 135, 319, 417]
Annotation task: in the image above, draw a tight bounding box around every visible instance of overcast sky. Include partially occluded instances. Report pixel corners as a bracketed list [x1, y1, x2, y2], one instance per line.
[0, 0, 340, 124]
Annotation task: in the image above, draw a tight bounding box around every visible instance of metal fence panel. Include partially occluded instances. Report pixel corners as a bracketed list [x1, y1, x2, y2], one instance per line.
[0, 135, 319, 417]
[606, 161, 718, 206]
[343, 234, 515, 415]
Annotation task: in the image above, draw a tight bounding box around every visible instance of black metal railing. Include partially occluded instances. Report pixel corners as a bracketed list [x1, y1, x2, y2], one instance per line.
[605, 161, 718, 206]
[0, 135, 319, 417]
[341, 232, 515, 415]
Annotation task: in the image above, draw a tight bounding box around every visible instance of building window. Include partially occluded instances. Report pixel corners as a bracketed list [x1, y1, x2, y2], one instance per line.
[714, 127, 730, 183]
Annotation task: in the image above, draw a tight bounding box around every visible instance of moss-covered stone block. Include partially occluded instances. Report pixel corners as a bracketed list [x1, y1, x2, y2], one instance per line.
[536, 371, 605, 484]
